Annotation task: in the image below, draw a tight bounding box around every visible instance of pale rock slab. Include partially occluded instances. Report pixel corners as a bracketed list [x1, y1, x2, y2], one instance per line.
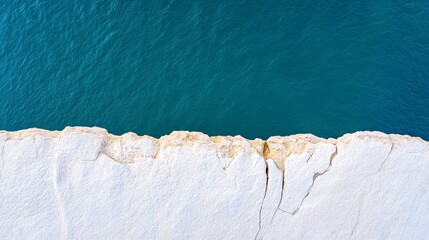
[0, 127, 428, 240]
[262, 133, 429, 240]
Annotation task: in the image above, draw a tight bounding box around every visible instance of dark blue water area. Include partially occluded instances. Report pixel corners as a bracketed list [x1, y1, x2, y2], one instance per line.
[1, 0, 428, 140]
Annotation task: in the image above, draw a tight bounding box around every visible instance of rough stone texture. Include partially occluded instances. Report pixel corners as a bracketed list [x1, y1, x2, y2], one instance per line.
[0, 127, 428, 239]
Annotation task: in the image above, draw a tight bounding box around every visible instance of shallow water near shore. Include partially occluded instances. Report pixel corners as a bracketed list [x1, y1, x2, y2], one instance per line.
[1, 0, 428, 140]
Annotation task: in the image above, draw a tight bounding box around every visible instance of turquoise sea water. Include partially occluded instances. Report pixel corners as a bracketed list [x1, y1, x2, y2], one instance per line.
[1, 1, 428, 140]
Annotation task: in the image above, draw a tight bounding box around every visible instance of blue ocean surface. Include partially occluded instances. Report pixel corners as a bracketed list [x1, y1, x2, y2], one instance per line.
[1, 0, 428, 140]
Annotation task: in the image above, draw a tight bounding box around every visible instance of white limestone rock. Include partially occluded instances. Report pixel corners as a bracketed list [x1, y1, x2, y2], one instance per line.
[262, 132, 429, 240]
[0, 127, 428, 239]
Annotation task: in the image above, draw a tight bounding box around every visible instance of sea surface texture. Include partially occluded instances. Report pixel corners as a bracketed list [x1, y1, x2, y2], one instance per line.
[1, 1, 428, 139]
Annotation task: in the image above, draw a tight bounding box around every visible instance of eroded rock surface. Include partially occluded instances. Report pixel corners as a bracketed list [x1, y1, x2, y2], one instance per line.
[0, 127, 428, 239]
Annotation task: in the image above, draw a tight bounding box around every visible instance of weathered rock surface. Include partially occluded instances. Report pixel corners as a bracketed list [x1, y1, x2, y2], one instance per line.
[0, 127, 428, 239]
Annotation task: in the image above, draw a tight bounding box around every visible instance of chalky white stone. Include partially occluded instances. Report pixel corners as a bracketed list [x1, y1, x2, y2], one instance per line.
[0, 127, 428, 239]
